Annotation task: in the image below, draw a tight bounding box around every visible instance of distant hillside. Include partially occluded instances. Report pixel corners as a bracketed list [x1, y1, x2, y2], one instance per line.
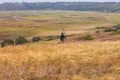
[1, 2, 120, 12]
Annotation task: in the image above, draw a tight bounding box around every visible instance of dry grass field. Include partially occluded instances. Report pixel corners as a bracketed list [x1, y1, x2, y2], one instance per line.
[0, 11, 120, 80]
[0, 41, 120, 80]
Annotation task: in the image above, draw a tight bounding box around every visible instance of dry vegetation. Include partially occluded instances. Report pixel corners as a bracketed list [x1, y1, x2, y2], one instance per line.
[0, 11, 120, 40]
[0, 11, 120, 80]
[0, 41, 119, 80]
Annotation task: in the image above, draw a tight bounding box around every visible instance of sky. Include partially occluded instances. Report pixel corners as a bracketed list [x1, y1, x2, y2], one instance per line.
[0, 0, 120, 3]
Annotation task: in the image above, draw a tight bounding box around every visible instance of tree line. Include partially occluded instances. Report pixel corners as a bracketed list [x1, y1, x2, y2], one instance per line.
[0, 2, 120, 12]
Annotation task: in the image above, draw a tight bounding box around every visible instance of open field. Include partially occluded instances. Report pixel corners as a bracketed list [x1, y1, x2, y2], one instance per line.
[0, 41, 120, 80]
[0, 11, 120, 40]
[0, 11, 120, 80]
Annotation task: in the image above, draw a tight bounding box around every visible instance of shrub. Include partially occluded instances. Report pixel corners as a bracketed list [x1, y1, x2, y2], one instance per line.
[15, 36, 28, 45]
[32, 36, 41, 42]
[104, 28, 112, 32]
[46, 36, 59, 41]
[112, 27, 117, 32]
[96, 30, 100, 33]
[1, 39, 14, 47]
[46, 36, 54, 41]
[96, 27, 106, 29]
[1, 43, 5, 47]
[81, 35, 94, 40]
[115, 24, 120, 29]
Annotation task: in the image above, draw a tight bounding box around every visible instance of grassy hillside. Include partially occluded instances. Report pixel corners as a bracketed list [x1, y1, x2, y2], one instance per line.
[0, 41, 119, 80]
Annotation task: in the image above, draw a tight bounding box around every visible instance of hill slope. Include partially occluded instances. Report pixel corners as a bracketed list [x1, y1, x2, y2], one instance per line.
[0, 41, 120, 80]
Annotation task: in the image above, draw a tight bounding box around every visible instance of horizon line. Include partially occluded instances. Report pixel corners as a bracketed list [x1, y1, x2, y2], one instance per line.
[0, 1, 120, 3]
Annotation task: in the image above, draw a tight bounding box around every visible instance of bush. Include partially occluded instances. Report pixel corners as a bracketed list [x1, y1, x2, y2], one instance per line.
[32, 36, 41, 42]
[46, 36, 54, 41]
[104, 28, 112, 32]
[81, 35, 94, 40]
[1, 39, 14, 47]
[112, 27, 117, 32]
[96, 27, 106, 29]
[115, 24, 120, 29]
[1, 43, 5, 47]
[15, 36, 28, 45]
[46, 36, 59, 41]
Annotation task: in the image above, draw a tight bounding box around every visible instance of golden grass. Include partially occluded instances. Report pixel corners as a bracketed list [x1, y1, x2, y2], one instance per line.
[0, 41, 119, 80]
